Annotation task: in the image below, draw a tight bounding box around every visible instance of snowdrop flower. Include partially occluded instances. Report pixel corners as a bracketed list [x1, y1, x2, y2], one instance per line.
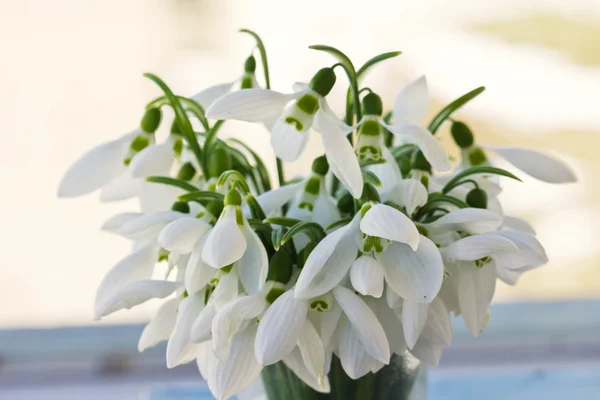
[201, 189, 268, 295]
[295, 203, 444, 303]
[206, 67, 363, 197]
[450, 120, 576, 184]
[384, 77, 452, 173]
[190, 55, 260, 109]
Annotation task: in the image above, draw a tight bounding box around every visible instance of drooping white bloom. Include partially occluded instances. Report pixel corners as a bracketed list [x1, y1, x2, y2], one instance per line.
[206, 68, 363, 197]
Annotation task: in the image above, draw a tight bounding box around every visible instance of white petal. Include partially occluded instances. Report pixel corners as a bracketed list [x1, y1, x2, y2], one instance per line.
[503, 216, 536, 234]
[493, 230, 548, 270]
[202, 207, 247, 268]
[441, 233, 519, 261]
[488, 146, 576, 183]
[190, 301, 216, 343]
[315, 109, 363, 198]
[206, 88, 294, 122]
[424, 208, 503, 235]
[96, 280, 180, 320]
[312, 192, 342, 228]
[255, 289, 308, 365]
[295, 218, 360, 299]
[387, 123, 451, 172]
[94, 244, 158, 319]
[458, 263, 496, 337]
[236, 223, 268, 295]
[337, 316, 379, 379]
[101, 213, 141, 233]
[270, 117, 310, 162]
[378, 236, 444, 303]
[333, 286, 390, 364]
[138, 298, 179, 352]
[410, 334, 445, 366]
[185, 235, 215, 295]
[255, 182, 303, 215]
[57, 132, 133, 197]
[99, 170, 142, 202]
[350, 255, 385, 298]
[212, 295, 267, 361]
[166, 292, 204, 368]
[365, 296, 407, 355]
[158, 217, 211, 253]
[385, 178, 428, 216]
[318, 301, 343, 349]
[196, 341, 217, 381]
[361, 204, 419, 250]
[297, 319, 326, 384]
[209, 324, 262, 400]
[422, 297, 452, 345]
[191, 82, 234, 109]
[129, 140, 174, 178]
[402, 300, 429, 349]
[393, 76, 429, 125]
[495, 263, 523, 285]
[283, 348, 331, 393]
[211, 271, 240, 308]
[118, 210, 185, 241]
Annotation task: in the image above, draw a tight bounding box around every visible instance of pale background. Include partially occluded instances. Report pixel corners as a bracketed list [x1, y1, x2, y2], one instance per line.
[1, 0, 599, 329]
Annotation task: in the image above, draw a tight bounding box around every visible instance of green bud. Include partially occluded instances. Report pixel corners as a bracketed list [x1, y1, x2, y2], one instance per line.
[224, 189, 242, 206]
[451, 121, 474, 149]
[171, 201, 190, 213]
[208, 147, 232, 178]
[244, 55, 257, 73]
[311, 156, 329, 176]
[337, 193, 354, 214]
[140, 108, 162, 133]
[176, 162, 197, 181]
[267, 250, 294, 284]
[205, 200, 224, 219]
[309, 67, 336, 97]
[298, 242, 317, 269]
[412, 150, 432, 173]
[360, 183, 380, 203]
[468, 147, 487, 166]
[361, 92, 383, 116]
[266, 284, 287, 304]
[466, 188, 488, 209]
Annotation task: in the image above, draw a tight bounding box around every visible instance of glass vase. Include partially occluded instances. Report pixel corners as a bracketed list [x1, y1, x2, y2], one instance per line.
[260, 353, 427, 400]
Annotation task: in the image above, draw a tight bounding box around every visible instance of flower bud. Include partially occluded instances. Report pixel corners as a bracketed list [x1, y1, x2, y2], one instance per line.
[361, 92, 383, 116]
[337, 192, 354, 214]
[208, 147, 232, 178]
[360, 183, 381, 203]
[265, 282, 287, 304]
[309, 67, 336, 97]
[244, 55, 257, 73]
[140, 108, 162, 133]
[311, 156, 329, 176]
[171, 201, 190, 214]
[468, 147, 487, 166]
[466, 188, 487, 209]
[176, 162, 196, 181]
[412, 150, 432, 173]
[224, 189, 242, 206]
[451, 121, 474, 149]
[267, 250, 294, 284]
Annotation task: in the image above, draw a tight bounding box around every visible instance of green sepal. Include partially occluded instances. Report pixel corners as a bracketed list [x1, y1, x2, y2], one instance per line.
[171, 201, 190, 214]
[466, 188, 488, 209]
[178, 191, 225, 202]
[146, 176, 199, 192]
[309, 67, 337, 97]
[311, 155, 329, 176]
[337, 193, 354, 214]
[428, 86, 485, 134]
[224, 189, 243, 207]
[140, 107, 162, 133]
[281, 222, 326, 244]
[208, 146, 233, 178]
[442, 166, 521, 194]
[361, 92, 383, 116]
[244, 55, 257, 73]
[176, 162, 197, 181]
[451, 121, 475, 149]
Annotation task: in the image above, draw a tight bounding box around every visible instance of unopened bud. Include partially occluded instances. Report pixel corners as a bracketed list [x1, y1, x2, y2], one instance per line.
[337, 193, 354, 214]
[244, 55, 257, 73]
[451, 121, 474, 149]
[224, 189, 242, 206]
[309, 67, 336, 97]
[311, 156, 329, 176]
[208, 147, 232, 178]
[171, 201, 190, 214]
[466, 188, 487, 209]
[267, 250, 294, 284]
[140, 108, 162, 133]
[361, 92, 383, 116]
[468, 147, 487, 166]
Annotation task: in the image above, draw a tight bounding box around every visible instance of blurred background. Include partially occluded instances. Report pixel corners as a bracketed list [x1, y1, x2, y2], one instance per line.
[1, 0, 599, 398]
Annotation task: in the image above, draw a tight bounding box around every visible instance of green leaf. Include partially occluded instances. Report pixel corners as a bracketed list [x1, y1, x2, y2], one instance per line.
[356, 51, 402, 80]
[246, 194, 267, 220]
[428, 86, 486, 134]
[229, 138, 272, 191]
[143, 73, 208, 177]
[442, 166, 521, 194]
[146, 176, 199, 192]
[146, 95, 209, 131]
[363, 171, 383, 187]
[217, 170, 251, 194]
[225, 146, 263, 193]
[271, 226, 287, 251]
[325, 217, 352, 231]
[281, 222, 326, 244]
[178, 191, 224, 202]
[415, 194, 468, 220]
[240, 29, 271, 89]
[265, 217, 303, 228]
[309, 45, 357, 80]
[248, 219, 273, 236]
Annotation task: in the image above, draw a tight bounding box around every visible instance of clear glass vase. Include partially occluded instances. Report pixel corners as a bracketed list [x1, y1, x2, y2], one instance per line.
[260, 353, 427, 400]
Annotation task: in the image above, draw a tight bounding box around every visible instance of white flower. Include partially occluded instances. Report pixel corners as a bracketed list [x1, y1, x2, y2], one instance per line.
[295, 203, 444, 303]
[205, 68, 363, 197]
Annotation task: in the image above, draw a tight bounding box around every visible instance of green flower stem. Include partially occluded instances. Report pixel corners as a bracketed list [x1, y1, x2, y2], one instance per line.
[146, 95, 210, 132]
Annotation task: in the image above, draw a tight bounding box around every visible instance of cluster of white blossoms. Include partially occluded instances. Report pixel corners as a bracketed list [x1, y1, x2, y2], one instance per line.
[58, 33, 576, 400]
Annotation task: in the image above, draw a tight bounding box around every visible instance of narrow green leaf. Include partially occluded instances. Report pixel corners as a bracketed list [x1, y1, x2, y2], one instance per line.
[415, 195, 468, 220]
[281, 222, 326, 244]
[178, 191, 224, 202]
[146, 176, 199, 192]
[265, 217, 303, 228]
[239, 29, 271, 89]
[248, 219, 273, 236]
[442, 166, 521, 194]
[225, 147, 262, 193]
[246, 194, 267, 220]
[428, 86, 486, 134]
[217, 170, 251, 194]
[363, 171, 383, 187]
[325, 217, 352, 231]
[309, 45, 357, 80]
[229, 138, 272, 191]
[356, 51, 402, 80]
[271, 226, 287, 251]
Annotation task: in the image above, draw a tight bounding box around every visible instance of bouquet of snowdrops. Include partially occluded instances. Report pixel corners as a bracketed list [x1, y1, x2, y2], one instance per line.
[58, 30, 575, 400]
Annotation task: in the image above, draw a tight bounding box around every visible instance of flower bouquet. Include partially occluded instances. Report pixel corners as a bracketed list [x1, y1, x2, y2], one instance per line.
[58, 30, 576, 399]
